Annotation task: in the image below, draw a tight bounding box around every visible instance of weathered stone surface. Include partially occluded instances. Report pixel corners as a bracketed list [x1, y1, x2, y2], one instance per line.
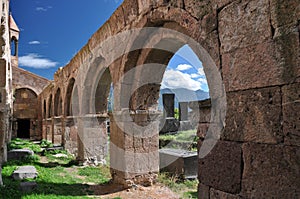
[7, 149, 34, 161]
[198, 183, 210, 199]
[12, 166, 38, 180]
[270, 0, 300, 28]
[223, 86, 283, 143]
[20, 181, 37, 192]
[242, 142, 300, 198]
[184, 0, 213, 20]
[210, 188, 241, 199]
[222, 42, 283, 91]
[219, 0, 271, 53]
[199, 140, 242, 194]
[282, 82, 300, 146]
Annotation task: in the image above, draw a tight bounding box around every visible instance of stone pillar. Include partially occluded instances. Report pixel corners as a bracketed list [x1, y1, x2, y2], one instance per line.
[110, 110, 160, 187]
[46, 118, 52, 142]
[162, 94, 174, 118]
[64, 116, 78, 156]
[53, 116, 63, 145]
[77, 114, 108, 165]
[179, 102, 188, 121]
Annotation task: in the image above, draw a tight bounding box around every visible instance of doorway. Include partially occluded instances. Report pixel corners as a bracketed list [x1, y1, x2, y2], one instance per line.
[17, 119, 30, 138]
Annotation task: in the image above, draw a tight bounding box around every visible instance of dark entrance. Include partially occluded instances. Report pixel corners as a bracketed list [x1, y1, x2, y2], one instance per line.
[17, 119, 30, 138]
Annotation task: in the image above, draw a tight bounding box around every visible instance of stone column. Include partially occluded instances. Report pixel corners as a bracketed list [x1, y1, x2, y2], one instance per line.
[179, 102, 188, 121]
[77, 114, 108, 165]
[64, 116, 78, 156]
[110, 110, 160, 187]
[162, 94, 175, 118]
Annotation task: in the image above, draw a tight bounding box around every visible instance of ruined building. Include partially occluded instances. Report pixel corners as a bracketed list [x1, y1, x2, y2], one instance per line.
[0, 0, 299, 198]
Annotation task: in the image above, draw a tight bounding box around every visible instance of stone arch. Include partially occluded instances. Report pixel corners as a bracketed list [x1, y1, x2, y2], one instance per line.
[54, 88, 62, 116]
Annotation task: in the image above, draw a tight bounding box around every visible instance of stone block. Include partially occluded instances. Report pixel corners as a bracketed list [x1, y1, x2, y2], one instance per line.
[184, 0, 213, 20]
[219, 0, 271, 53]
[282, 83, 300, 146]
[222, 41, 283, 91]
[222, 86, 283, 144]
[198, 183, 210, 199]
[270, 0, 300, 28]
[210, 188, 241, 199]
[242, 142, 300, 198]
[20, 182, 37, 192]
[159, 148, 198, 179]
[199, 140, 242, 193]
[7, 149, 34, 161]
[12, 166, 38, 180]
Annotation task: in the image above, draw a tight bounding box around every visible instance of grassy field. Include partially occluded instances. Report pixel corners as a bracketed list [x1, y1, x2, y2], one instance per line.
[1, 138, 197, 199]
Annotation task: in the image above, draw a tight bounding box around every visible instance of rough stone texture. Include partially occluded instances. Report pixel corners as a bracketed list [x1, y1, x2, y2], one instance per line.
[270, 0, 300, 28]
[199, 140, 242, 194]
[223, 86, 283, 144]
[242, 142, 300, 198]
[210, 188, 241, 199]
[12, 166, 38, 180]
[219, 0, 271, 54]
[282, 82, 300, 146]
[198, 183, 210, 199]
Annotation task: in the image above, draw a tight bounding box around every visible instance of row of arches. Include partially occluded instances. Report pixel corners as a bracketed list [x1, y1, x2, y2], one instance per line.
[42, 78, 78, 119]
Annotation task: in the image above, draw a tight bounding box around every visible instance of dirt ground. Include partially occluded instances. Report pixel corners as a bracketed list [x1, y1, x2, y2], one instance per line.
[88, 183, 180, 199]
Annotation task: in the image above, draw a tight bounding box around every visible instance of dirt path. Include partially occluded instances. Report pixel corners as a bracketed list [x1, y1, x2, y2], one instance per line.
[88, 183, 179, 199]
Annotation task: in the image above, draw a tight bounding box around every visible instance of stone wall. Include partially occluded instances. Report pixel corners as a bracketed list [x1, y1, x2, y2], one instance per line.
[35, 0, 299, 195]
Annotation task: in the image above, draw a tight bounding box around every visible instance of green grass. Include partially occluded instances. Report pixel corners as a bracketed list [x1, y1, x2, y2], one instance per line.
[1, 138, 112, 199]
[158, 172, 198, 199]
[159, 129, 198, 151]
[78, 166, 110, 184]
[8, 138, 43, 153]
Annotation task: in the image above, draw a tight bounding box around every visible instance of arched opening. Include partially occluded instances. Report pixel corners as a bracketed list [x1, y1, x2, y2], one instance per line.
[10, 36, 18, 56]
[108, 22, 225, 186]
[43, 99, 47, 119]
[54, 88, 62, 116]
[48, 95, 53, 118]
[65, 78, 75, 116]
[13, 88, 38, 139]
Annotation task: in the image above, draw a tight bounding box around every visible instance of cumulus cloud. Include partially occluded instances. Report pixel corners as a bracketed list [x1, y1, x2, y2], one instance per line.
[161, 69, 202, 91]
[176, 64, 193, 71]
[190, 73, 200, 78]
[19, 53, 58, 69]
[28, 41, 40, 45]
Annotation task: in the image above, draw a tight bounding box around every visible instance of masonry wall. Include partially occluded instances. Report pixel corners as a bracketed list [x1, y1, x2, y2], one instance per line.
[36, 0, 299, 195]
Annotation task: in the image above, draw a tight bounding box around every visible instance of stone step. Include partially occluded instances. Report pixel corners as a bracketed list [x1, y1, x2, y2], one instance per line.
[20, 181, 37, 192]
[12, 166, 38, 180]
[7, 149, 34, 161]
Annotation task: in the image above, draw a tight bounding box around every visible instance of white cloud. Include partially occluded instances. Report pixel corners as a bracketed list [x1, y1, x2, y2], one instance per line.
[198, 67, 205, 76]
[36, 7, 47, 11]
[190, 73, 200, 78]
[28, 41, 40, 45]
[19, 53, 58, 69]
[176, 64, 193, 71]
[161, 69, 202, 91]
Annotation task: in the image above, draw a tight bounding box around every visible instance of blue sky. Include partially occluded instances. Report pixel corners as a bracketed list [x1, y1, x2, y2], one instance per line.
[10, 0, 208, 92]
